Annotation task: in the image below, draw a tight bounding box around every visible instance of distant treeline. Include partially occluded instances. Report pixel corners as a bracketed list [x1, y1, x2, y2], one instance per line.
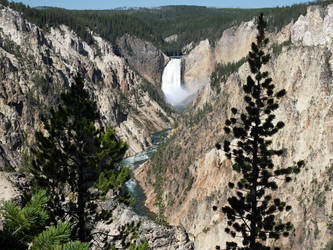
[1, 0, 332, 56]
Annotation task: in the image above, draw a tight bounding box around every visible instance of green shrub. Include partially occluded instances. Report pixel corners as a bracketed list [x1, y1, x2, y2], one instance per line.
[210, 57, 247, 93]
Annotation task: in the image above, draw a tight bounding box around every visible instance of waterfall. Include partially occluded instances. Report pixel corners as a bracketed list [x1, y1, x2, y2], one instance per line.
[161, 58, 192, 108]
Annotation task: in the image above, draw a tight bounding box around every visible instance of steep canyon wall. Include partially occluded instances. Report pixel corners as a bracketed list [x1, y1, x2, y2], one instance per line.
[136, 4, 333, 249]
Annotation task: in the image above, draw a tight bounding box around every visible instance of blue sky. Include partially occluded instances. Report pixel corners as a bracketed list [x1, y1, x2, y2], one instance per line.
[11, 0, 314, 10]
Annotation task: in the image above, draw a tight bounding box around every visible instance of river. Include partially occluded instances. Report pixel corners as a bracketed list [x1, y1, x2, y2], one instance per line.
[122, 130, 169, 218]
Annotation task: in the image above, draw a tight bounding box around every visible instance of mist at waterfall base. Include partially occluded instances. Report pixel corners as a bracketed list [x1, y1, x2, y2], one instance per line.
[122, 130, 169, 218]
[162, 58, 195, 112]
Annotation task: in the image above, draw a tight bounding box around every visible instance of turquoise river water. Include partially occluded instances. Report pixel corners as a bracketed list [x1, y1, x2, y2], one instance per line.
[121, 130, 169, 218]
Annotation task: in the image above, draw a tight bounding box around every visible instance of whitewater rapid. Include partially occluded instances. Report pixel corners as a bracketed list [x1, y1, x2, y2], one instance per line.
[161, 58, 192, 107]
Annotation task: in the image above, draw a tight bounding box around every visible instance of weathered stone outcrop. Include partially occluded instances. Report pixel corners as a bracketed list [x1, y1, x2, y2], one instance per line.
[136, 4, 333, 250]
[291, 4, 333, 46]
[183, 39, 214, 92]
[0, 4, 191, 249]
[182, 18, 293, 93]
[0, 172, 18, 203]
[92, 203, 194, 250]
[182, 20, 257, 91]
[117, 34, 169, 85]
[0, 4, 175, 163]
[164, 34, 178, 43]
[214, 20, 257, 65]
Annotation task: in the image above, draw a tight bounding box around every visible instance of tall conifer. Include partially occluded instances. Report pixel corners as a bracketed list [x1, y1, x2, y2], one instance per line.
[29, 75, 130, 242]
[215, 14, 304, 249]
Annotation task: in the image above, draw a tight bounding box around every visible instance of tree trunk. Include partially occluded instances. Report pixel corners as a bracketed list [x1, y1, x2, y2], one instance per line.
[78, 163, 86, 242]
[250, 82, 261, 249]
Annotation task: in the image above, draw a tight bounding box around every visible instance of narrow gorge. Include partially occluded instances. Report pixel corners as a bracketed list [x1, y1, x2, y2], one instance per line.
[135, 3, 333, 250]
[0, 1, 333, 249]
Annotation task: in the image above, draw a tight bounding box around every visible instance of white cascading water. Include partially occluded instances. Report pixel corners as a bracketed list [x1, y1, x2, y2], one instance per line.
[161, 58, 192, 107]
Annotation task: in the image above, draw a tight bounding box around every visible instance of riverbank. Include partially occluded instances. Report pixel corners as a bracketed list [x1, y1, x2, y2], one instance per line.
[122, 130, 169, 218]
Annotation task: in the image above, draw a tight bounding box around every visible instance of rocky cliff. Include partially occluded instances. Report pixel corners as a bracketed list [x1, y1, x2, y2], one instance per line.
[183, 39, 214, 92]
[182, 20, 257, 91]
[117, 34, 169, 85]
[136, 4, 333, 249]
[0, 3, 175, 166]
[182, 17, 292, 93]
[92, 200, 194, 249]
[0, 4, 195, 249]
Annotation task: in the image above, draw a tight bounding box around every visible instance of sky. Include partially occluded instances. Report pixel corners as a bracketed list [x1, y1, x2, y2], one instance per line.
[11, 0, 314, 10]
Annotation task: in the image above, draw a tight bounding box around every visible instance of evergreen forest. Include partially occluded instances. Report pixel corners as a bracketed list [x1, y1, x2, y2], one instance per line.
[0, 0, 332, 55]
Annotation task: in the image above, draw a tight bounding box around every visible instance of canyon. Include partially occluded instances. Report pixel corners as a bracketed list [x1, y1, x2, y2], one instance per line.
[0, 1, 333, 249]
[0, 3, 187, 249]
[135, 4, 333, 250]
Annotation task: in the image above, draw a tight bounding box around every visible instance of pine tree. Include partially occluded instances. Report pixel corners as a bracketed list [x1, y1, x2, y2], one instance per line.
[32, 222, 89, 250]
[29, 75, 130, 242]
[0, 190, 89, 250]
[151, 142, 167, 225]
[0, 190, 49, 249]
[215, 14, 304, 249]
